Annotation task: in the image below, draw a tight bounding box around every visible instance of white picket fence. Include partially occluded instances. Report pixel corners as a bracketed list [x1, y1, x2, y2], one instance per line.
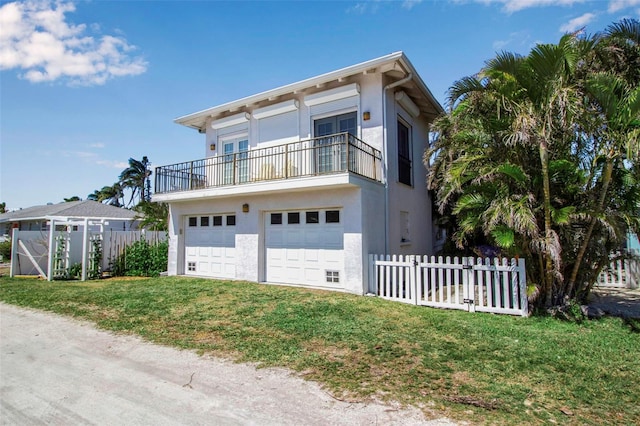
[369, 255, 528, 316]
[596, 251, 639, 289]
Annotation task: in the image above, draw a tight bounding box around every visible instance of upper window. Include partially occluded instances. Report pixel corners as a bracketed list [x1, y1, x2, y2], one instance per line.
[200, 216, 209, 227]
[314, 111, 357, 137]
[226, 215, 236, 226]
[397, 120, 412, 186]
[213, 216, 223, 226]
[188, 217, 197, 227]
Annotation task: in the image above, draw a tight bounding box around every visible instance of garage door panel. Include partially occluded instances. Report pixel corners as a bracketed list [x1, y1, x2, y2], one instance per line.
[323, 228, 343, 248]
[198, 261, 210, 273]
[285, 229, 303, 247]
[305, 230, 320, 246]
[304, 249, 319, 262]
[185, 215, 236, 278]
[283, 266, 301, 281]
[323, 249, 342, 263]
[266, 210, 344, 288]
[286, 248, 300, 261]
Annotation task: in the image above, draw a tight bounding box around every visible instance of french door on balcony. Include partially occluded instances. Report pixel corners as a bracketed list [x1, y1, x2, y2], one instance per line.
[313, 112, 356, 173]
[222, 136, 249, 185]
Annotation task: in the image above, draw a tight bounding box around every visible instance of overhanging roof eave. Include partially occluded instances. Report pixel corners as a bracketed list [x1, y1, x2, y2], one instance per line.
[174, 51, 407, 130]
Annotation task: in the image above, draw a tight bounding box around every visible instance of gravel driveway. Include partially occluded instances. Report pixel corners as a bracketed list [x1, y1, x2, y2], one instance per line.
[0, 303, 454, 425]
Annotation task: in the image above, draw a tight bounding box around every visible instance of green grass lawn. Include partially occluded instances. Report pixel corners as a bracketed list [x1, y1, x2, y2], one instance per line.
[1, 276, 638, 425]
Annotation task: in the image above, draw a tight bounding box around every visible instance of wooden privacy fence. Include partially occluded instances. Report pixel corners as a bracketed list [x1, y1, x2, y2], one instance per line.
[102, 230, 167, 271]
[10, 228, 167, 280]
[369, 255, 528, 316]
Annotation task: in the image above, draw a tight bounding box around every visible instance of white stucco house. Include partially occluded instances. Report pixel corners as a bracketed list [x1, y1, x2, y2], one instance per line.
[153, 52, 444, 294]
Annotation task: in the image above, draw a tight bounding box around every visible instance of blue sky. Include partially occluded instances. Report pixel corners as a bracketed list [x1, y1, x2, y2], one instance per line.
[1, 0, 639, 210]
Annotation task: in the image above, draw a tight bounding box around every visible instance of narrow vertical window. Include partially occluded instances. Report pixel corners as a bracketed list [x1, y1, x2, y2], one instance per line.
[397, 120, 412, 186]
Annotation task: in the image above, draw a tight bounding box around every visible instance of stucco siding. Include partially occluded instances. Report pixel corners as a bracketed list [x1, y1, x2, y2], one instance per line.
[165, 185, 374, 294]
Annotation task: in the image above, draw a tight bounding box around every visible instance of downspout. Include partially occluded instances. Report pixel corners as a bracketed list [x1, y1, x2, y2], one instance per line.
[382, 72, 413, 254]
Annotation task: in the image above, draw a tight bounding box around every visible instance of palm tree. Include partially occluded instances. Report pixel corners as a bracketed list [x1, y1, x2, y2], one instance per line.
[566, 73, 640, 296]
[133, 201, 168, 231]
[428, 21, 640, 308]
[87, 183, 124, 207]
[437, 35, 582, 306]
[119, 156, 152, 207]
[563, 21, 640, 299]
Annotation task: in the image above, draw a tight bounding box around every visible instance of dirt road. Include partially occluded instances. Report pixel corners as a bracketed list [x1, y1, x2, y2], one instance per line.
[0, 303, 453, 425]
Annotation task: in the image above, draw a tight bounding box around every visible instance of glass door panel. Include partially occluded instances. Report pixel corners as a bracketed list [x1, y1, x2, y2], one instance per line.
[313, 112, 356, 174]
[221, 135, 249, 185]
[314, 117, 335, 173]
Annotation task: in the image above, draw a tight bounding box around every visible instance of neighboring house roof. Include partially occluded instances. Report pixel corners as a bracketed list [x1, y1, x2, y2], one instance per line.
[0, 200, 138, 223]
[175, 51, 444, 132]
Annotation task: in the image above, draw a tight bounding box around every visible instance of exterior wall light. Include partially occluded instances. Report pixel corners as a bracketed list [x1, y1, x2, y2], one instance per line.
[210, 143, 216, 151]
[242, 203, 250, 213]
[363, 111, 371, 121]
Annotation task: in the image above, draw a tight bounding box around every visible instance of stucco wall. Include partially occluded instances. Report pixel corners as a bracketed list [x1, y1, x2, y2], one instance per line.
[384, 82, 434, 256]
[166, 185, 375, 294]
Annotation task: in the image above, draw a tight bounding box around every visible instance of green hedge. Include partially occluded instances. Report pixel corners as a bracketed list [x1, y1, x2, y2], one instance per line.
[110, 239, 168, 277]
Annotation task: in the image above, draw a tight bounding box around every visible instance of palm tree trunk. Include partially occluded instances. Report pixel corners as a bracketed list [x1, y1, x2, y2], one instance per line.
[566, 157, 614, 298]
[540, 140, 555, 307]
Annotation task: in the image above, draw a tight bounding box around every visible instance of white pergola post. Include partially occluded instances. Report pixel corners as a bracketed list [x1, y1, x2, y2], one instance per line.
[81, 218, 89, 281]
[9, 227, 18, 277]
[47, 219, 55, 281]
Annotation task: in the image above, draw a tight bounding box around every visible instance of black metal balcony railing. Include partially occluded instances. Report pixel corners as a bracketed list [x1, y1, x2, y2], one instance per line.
[155, 133, 383, 194]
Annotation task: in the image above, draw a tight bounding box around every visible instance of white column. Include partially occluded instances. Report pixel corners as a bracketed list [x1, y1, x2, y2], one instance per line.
[81, 218, 89, 281]
[9, 228, 18, 277]
[47, 219, 55, 281]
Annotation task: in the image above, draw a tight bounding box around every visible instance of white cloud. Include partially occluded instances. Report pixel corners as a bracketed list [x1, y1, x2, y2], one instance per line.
[347, 0, 422, 14]
[559, 12, 596, 32]
[89, 143, 105, 148]
[464, 0, 586, 13]
[492, 31, 532, 51]
[96, 160, 129, 169]
[0, 0, 147, 85]
[608, 0, 640, 13]
[346, 1, 381, 14]
[63, 150, 97, 159]
[402, 0, 423, 10]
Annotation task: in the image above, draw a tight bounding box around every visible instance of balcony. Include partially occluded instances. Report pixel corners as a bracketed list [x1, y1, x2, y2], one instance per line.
[155, 133, 383, 195]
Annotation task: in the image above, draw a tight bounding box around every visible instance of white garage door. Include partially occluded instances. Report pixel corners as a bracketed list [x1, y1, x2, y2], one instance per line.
[184, 214, 236, 278]
[265, 209, 344, 288]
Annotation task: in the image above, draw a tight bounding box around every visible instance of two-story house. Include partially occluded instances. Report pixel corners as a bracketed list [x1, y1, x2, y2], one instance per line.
[153, 52, 443, 294]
